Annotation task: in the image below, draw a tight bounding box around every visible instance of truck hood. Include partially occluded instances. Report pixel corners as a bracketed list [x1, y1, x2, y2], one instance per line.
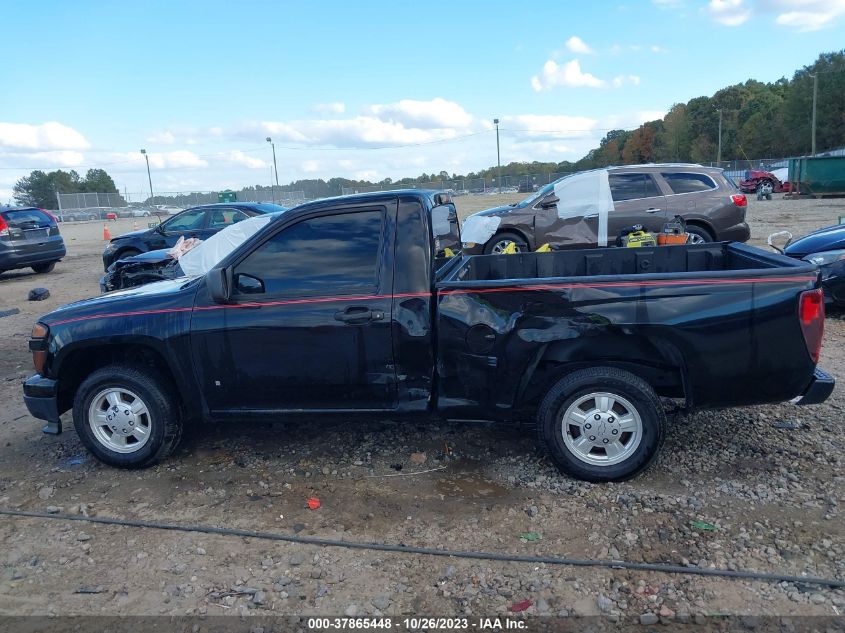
[41, 278, 197, 326]
[785, 224, 845, 257]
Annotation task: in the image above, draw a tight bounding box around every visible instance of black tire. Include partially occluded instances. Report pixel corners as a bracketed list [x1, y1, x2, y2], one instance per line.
[31, 261, 57, 274]
[483, 231, 527, 255]
[685, 225, 714, 244]
[537, 367, 666, 482]
[73, 364, 183, 468]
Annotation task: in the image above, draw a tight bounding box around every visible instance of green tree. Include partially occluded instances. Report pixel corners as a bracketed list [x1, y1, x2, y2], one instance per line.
[81, 168, 119, 193]
[13, 170, 81, 208]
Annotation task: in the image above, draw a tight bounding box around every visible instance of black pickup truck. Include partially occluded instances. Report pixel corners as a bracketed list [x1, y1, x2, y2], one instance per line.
[23, 190, 833, 481]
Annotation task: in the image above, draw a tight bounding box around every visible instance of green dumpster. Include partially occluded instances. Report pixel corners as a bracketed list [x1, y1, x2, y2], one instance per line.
[218, 190, 238, 203]
[788, 156, 845, 196]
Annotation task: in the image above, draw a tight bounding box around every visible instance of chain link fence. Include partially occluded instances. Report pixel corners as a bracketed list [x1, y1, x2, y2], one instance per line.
[53, 189, 308, 222]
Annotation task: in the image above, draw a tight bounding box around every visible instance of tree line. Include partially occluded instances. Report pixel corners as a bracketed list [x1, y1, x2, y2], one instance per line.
[12, 169, 123, 209]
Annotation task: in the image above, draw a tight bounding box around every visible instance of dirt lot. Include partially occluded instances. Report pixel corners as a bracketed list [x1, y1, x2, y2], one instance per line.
[0, 194, 844, 624]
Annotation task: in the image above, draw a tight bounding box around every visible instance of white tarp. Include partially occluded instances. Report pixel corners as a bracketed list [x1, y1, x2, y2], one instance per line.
[179, 213, 278, 277]
[771, 167, 789, 182]
[553, 169, 614, 247]
[461, 215, 501, 245]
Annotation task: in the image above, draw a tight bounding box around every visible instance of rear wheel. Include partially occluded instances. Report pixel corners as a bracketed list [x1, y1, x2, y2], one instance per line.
[31, 261, 56, 274]
[685, 225, 713, 244]
[484, 231, 526, 254]
[537, 367, 665, 482]
[73, 364, 183, 468]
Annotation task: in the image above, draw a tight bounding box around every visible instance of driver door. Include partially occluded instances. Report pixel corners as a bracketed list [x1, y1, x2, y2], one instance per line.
[151, 208, 209, 250]
[190, 203, 397, 414]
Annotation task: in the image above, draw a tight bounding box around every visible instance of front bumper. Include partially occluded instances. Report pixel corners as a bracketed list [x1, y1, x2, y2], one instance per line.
[792, 368, 835, 406]
[23, 374, 62, 434]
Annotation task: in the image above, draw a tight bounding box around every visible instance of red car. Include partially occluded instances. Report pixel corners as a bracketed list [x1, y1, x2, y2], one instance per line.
[739, 170, 792, 194]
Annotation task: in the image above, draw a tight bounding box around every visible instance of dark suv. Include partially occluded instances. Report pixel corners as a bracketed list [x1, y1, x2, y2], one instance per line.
[0, 207, 66, 275]
[102, 202, 287, 269]
[463, 165, 749, 254]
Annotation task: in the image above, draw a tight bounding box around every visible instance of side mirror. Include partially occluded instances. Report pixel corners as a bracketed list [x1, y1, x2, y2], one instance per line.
[206, 267, 231, 303]
[435, 192, 453, 205]
[540, 195, 560, 209]
[235, 273, 265, 295]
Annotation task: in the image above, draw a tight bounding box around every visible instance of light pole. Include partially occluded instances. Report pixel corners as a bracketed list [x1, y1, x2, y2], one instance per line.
[809, 73, 818, 155]
[716, 109, 722, 165]
[493, 118, 502, 194]
[140, 149, 154, 206]
[266, 137, 279, 204]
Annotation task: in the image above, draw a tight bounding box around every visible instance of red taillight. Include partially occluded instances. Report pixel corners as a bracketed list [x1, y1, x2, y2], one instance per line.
[798, 289, 825, 364]
[0, 215, 8, 237]
[42, 209, 57, 224]
[731, 194, 747, 207]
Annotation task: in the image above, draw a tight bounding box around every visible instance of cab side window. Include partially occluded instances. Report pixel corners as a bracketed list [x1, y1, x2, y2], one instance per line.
[208, 208, 249, 229]
[660, 172, 717, 194]
[609, 173, 662, 201]
[234, 210, 384, 297]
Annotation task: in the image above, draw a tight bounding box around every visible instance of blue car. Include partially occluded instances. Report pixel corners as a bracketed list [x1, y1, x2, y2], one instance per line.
[780, 224, 845, 307]
[101, 202, 286, 270]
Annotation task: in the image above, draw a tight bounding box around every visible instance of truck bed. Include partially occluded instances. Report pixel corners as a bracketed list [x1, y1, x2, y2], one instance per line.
[434, 242, 821, 416]
[442, 242, 815, 284]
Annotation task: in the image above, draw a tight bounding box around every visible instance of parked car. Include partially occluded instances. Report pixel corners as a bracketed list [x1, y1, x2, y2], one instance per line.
[739, 169, 792, 194]
[100, 212, 286, 292]
[0, 207, 66, 275]
[101, 202, 287, 269]
[772, 224, 845, 307]
[23, 190, 832, 482]
[462, 164, 750, 254]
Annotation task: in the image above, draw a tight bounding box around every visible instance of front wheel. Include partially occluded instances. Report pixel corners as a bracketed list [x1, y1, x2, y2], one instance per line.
[73, 364, 183, 468]
[484, 231, 526, 254]
[537, 367, 665, 482]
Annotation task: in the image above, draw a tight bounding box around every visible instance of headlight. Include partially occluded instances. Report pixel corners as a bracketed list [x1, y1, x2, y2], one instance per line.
[803, 250, 845, 266]
[104, 242, 117, 252]
[29, 323, 49, 374]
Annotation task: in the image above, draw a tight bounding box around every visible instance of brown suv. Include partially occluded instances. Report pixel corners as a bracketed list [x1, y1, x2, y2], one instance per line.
[462, 165, 750, 254]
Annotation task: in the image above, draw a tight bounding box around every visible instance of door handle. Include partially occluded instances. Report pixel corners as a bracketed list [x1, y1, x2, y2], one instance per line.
[646, 208, 661, 213]
[583, 213, 599, 219]
[334, 306, 384, 324]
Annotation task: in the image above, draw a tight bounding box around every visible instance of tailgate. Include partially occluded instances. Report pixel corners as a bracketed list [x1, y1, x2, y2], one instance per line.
[1, 208, 61, 249]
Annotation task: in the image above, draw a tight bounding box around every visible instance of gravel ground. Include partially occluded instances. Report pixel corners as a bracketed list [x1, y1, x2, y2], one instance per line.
[0, 194, 843, 623]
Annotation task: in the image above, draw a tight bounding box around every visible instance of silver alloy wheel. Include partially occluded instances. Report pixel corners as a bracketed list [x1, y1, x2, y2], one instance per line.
[560, 392, 643, 466]
[687, 232, 706, 245]
[87, 388, 152, 454]
[491, 239, 521, 254]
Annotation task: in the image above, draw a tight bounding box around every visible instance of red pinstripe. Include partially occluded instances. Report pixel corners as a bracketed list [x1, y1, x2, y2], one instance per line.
[48, 275, 817, 326]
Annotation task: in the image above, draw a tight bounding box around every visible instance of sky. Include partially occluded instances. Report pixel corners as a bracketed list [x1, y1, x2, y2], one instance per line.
[2, 0, 845, 203]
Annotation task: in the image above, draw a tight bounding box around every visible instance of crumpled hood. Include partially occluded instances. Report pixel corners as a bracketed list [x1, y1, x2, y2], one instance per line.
[785, 224, 845, 258]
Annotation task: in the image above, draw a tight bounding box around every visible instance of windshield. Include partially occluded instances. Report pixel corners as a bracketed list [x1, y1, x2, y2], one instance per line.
[178, 211, 284, 277]
[518, 180, 559, 207]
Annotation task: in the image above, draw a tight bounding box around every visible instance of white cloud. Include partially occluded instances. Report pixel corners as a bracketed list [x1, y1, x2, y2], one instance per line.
[146, 131, 176, 144]
[612, 74, 641, 87]
[773, 0, 845, 30]
[565, 36, 595, 54]
[707, 0, 752, 25]
[301, 160, 321, 173]
[652, 0, 684, 7]
[0, 122, 89, 150]
[313, 102, 346, 115]
[117, 150, 207, 169]
[366, 98, 473, 129]
[650, 45, 668, 53]
[500, 114, 598, 140]
[223, 150, 265, 169]
[531, 59, 607, 91]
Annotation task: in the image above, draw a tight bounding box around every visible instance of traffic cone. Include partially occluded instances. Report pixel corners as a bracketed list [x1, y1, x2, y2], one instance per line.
[103, 225, 111, 241]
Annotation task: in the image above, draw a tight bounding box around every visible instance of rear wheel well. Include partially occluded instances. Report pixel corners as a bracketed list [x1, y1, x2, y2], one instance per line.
[521, 360, 686, 413]
[684, 220, 715, 240]
[56, 344, 179, 415]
